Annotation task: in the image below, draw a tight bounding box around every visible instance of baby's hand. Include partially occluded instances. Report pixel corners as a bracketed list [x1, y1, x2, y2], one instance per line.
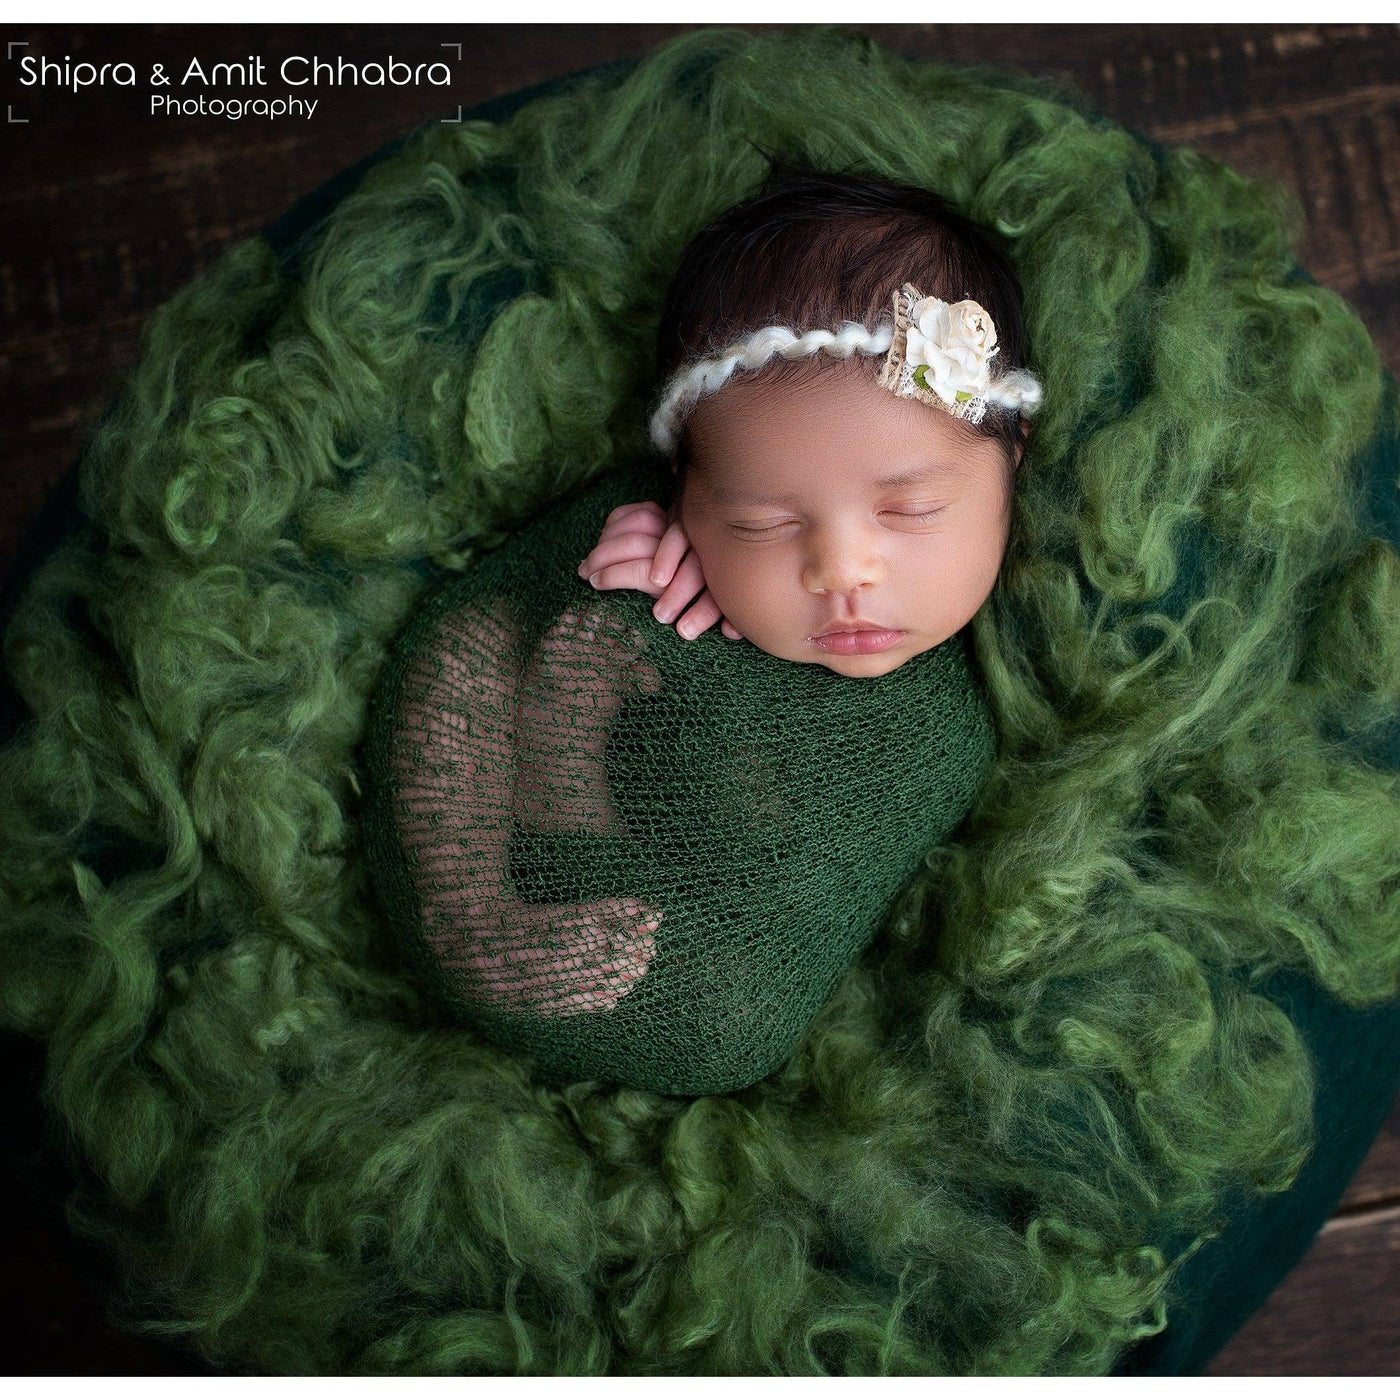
[577, 501, 743, 642]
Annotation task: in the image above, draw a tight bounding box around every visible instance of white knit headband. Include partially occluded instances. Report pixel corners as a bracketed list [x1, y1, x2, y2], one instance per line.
[649, 281, 1043, 455]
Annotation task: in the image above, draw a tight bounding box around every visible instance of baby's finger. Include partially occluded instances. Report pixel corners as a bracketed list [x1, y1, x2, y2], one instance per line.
[578, 529, 664, 580]
[598, 512, 666, 551]
[647, 520, 691, 587]
[588, 556, 668, 595]
[578, 508, 666, 574]
[651, 552, 707, 622]
[602, 501, 666, 534]
[720, 617, 743, 641]
[672, 589, 722, 641]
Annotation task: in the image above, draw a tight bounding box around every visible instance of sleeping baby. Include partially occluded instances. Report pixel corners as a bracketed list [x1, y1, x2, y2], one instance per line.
[361, 157, 1042, 1096]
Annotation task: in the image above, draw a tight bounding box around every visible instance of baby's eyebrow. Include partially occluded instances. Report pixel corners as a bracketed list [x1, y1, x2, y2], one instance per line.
[712, 462, 951, 504]
[874, 463, 952, 489]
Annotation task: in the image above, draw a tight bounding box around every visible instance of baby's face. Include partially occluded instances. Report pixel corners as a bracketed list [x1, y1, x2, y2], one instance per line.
[677, 361, 1020, 676]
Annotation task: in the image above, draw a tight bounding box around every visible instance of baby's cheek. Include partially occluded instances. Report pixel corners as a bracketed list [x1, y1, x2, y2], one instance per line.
[703, 551, 781, 624]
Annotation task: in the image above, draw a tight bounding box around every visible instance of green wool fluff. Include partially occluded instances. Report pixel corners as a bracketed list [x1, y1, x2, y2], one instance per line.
[2, 24, 1398, 1375]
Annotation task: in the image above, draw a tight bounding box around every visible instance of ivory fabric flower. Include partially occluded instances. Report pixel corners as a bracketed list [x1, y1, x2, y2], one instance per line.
[905, 296, 999, 405]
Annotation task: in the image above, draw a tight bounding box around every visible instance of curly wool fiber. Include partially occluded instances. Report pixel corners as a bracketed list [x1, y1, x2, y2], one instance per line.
[2, 25, 1398, 1375]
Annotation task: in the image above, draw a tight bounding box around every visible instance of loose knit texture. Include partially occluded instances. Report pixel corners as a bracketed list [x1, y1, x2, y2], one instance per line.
[0, 24, 1398, 1376]
[360, 458, 998, 1097]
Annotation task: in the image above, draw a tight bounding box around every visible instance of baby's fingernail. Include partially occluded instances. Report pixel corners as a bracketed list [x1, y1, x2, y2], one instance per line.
[588, 573, 601, 588]
[654, 602, 674, 622]
[649, 567, 666, 585]
[677, 618, 697, 639]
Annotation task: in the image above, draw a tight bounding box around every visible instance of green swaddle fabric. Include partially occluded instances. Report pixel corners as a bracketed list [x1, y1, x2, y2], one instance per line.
[363, 461, 997, 1096]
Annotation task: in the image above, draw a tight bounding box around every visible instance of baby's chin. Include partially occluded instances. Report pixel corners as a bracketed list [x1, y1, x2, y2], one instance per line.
[810, 648, 915, 677]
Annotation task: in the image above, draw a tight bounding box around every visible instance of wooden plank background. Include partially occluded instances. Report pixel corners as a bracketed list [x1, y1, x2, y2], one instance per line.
[1, 21, 1397, 1377]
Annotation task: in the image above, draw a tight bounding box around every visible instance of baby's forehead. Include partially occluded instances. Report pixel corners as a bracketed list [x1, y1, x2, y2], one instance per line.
[687, 362, 989, 480]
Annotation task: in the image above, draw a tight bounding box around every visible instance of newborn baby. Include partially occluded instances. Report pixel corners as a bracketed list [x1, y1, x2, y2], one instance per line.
[361, 159, 1040, 1096]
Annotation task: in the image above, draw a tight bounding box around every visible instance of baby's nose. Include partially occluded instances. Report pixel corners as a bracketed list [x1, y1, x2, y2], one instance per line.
[803, 547, 883, 596]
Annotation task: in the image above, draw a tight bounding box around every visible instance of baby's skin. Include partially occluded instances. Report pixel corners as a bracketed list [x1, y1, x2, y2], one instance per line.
[583, 362, 1020, 678]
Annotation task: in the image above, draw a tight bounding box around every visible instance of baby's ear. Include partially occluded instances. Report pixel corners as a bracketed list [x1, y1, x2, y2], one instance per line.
[1014, 421, 1031, 468]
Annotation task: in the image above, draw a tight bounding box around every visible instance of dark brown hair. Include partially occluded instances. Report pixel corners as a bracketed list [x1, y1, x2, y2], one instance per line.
[654, 150, 1033, 519]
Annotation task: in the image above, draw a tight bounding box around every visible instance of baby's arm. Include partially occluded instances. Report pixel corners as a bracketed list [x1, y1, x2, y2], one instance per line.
[392, 600, 659, 1017]
[512, 602, 661, 832]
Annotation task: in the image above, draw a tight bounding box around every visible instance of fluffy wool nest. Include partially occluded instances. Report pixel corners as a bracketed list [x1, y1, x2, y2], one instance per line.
[1, 25, 1397, 1376]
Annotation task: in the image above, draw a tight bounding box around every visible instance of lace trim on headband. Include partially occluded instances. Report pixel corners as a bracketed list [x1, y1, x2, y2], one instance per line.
[875, 282, 990, 425]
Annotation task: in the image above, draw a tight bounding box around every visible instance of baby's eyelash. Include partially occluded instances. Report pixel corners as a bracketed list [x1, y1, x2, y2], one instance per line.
[730, 507, 945, 538]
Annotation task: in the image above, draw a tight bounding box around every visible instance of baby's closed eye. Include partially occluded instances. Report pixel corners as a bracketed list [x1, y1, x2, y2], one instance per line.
[726, 505, 949, 538]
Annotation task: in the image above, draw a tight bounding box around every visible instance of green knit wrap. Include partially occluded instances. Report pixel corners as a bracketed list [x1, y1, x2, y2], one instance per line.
[362, 461, 997, 1095]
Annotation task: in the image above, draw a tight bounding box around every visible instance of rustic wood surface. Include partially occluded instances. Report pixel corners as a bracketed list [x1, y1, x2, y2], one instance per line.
[1, 21, 1397, 1377]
